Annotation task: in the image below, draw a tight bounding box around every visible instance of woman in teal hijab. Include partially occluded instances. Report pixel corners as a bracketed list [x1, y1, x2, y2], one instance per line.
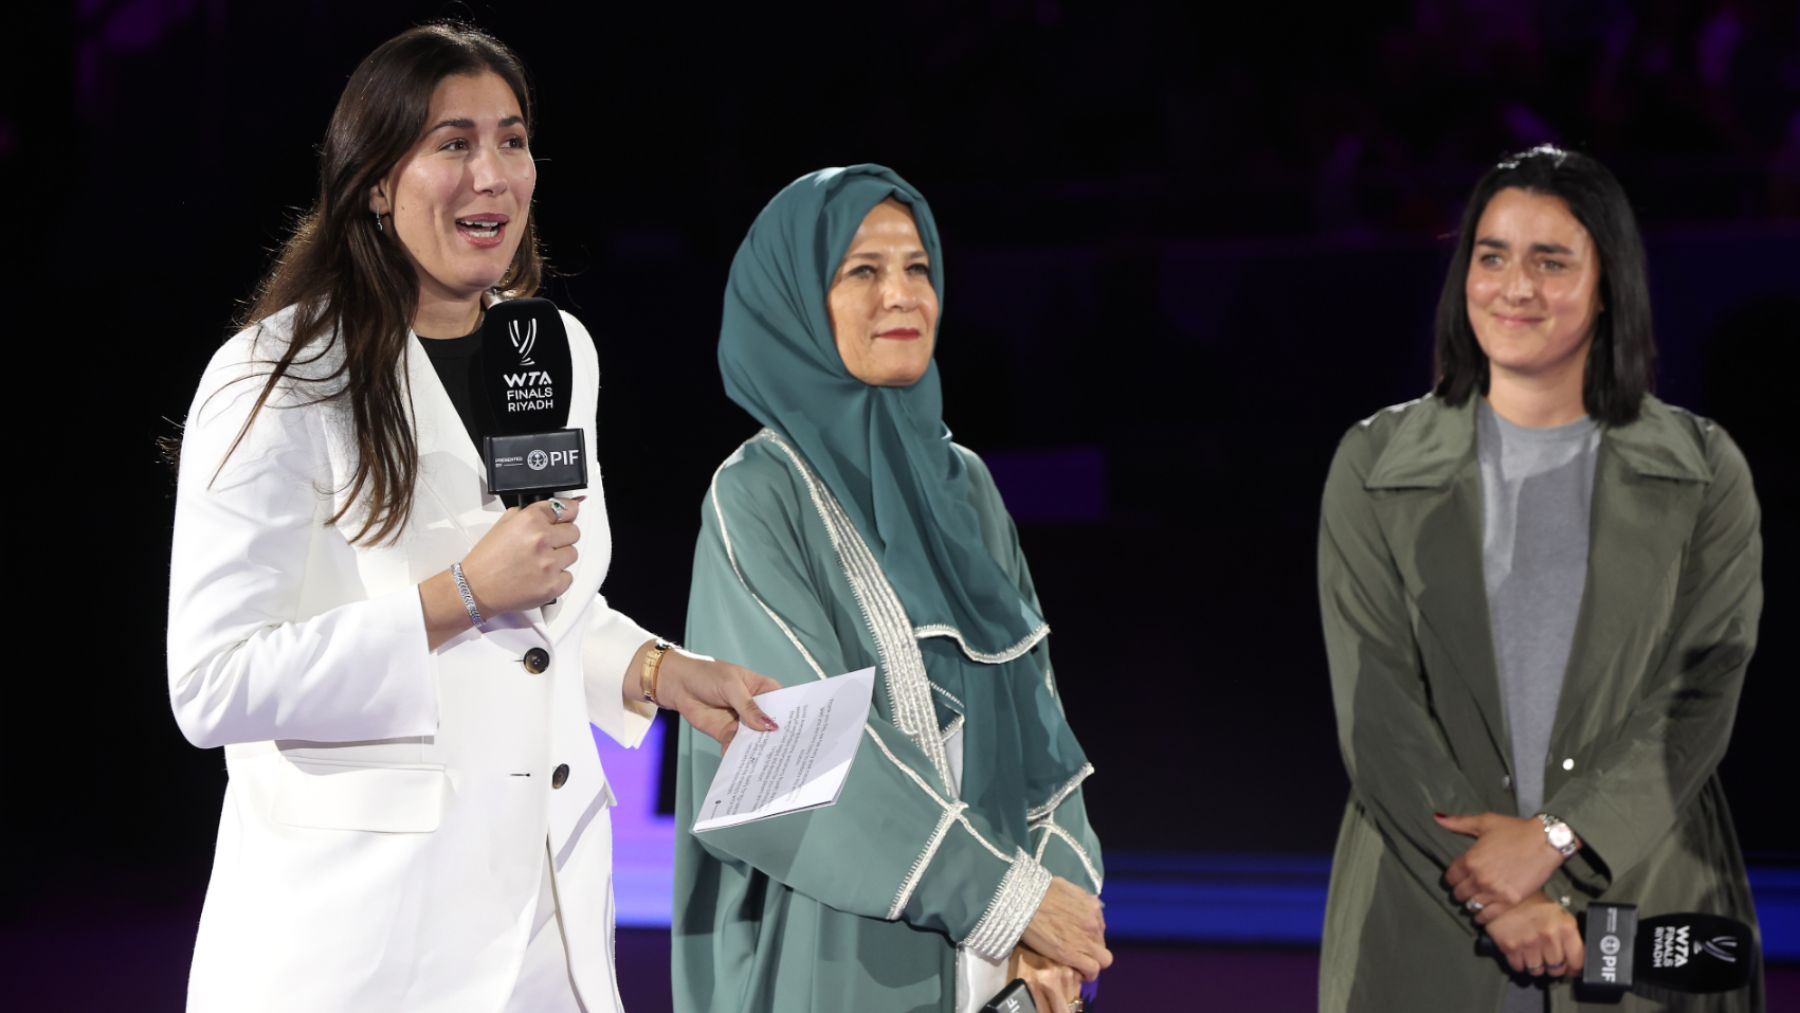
[673, 165, 1110, 1013]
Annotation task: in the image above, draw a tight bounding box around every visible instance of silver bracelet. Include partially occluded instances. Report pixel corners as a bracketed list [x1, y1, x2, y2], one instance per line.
[451, 562, 484, 627]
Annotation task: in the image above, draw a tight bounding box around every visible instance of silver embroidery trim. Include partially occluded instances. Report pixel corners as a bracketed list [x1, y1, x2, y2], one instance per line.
[959, 813, 1015, 864]
[753, 430, 954, 792]
[915, 622, 1049, 664]
[930, 682, 965, 711]
[715, 436, 1017, 913]
[940, 714, 965, 745]
[1025, 763, 1094, 822]
[706, 454, 828, 682]
[887, 803, 964, 920]
[1030, 820, 1104, 892]
[965, 850, 1053, 962]
[857, 723, 1013, 866]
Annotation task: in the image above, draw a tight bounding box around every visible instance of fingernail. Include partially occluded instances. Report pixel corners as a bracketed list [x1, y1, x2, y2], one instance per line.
[1433, 812, 1447, 819]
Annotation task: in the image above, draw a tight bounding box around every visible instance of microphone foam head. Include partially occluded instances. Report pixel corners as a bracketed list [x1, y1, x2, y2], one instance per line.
[1635, 912, 1756, 994]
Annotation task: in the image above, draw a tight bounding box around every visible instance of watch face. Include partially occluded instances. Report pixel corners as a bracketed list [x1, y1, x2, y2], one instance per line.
[1547, 822, 1575, 849]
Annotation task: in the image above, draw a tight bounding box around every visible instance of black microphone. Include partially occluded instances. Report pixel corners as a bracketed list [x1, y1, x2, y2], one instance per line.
[477, 298, 585, 508]
[981, 980, 1035, 1013]
[981, 977, 1100, 1012]
[1476, 903, 1756, 995]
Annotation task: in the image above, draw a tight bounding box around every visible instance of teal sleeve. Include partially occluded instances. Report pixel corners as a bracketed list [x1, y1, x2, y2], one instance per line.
[957, 446, 1105, 895]
[1029, 769, 1104, 894]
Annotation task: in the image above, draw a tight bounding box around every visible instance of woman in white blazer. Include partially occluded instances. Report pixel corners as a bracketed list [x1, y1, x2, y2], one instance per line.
[166, 24, 778, 1012]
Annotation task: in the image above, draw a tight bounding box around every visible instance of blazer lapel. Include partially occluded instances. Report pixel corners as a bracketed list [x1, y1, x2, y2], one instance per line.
[1366, 396, 1513, 770]
[1549, 399, 1713, 747]
[404, 329, 553, 640]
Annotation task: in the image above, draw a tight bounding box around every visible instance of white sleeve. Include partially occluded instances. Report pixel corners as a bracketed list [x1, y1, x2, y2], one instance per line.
[582, 596, 658, 747]
[166, 332, 439, 749]
[557, 310, 658, 747]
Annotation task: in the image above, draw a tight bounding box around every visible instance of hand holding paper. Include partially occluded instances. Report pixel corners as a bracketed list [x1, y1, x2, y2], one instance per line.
[693, 667, 876, 833]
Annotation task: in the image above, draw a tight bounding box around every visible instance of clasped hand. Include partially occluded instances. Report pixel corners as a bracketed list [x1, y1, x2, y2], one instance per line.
[1436, 811, 1566, 924]
[1485, 893, 1586, 979]
[1438, 811, 1583, 980]
[1014, 877, 1109, 1012]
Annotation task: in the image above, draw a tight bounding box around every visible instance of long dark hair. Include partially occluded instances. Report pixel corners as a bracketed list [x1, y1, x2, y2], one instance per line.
[226, 22, 542, 544]
[1432, 145, 1655, 426]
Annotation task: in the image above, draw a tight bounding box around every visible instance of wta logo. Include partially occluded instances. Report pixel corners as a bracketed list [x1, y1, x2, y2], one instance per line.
[1652, 924, 1741, 968]
[510, 317, 538, 366]
[1701, 936, 1740, 963]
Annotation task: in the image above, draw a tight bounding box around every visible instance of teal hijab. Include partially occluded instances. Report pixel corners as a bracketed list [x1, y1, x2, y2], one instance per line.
[719, 165, 1046, 656]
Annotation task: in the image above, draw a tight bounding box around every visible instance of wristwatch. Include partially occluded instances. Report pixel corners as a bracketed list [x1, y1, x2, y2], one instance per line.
[640, 640, 673, 706]
[1538, 813, 1578, 858]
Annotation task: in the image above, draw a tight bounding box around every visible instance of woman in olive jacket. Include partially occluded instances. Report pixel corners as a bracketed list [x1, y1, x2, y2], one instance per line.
[1318, 146, 1763, 1012]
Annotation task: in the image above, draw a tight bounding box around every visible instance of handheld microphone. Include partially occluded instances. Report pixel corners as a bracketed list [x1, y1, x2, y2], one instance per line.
[477, 298, 585, 508]
[981, 980, 1034, 1013]
[1476, 903, 1755, 994]
[981, 977, 1100, 1012]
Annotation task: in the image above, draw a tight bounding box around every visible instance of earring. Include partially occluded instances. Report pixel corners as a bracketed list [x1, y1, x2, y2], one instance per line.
[374, 210, 385, 233]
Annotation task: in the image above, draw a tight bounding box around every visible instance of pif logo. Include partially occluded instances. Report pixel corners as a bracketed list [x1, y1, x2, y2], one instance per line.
[526, 448, 580, 472]
[1598, 933, 1621, 982]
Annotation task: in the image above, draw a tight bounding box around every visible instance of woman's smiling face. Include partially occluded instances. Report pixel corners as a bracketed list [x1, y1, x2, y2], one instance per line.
[1464, 187, 1603, 386]
[372, 71, 536, 318]
[828, 199, 938, 387]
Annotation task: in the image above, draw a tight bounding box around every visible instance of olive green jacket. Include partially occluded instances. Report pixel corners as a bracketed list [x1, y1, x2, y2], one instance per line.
[1318, 394, 1764, 1012]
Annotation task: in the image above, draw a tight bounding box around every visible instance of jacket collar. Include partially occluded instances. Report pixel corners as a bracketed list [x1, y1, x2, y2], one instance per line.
[1604, 396, 1712, 483]
[404, 311, 500, 534]
[1364, 393, 1711, 491]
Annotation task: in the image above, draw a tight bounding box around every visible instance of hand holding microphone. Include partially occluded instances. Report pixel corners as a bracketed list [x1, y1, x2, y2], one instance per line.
[1484, 892, 1585, 978]
[419, 495, 581, 649]
[459, 496, 582, 615]
[1008, 945, 1085, 1013]
[1477, 902, 1756, 995]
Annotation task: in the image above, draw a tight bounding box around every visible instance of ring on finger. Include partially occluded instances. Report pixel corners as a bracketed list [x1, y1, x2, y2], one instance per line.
[546, 498, 567, 519]
[1464, 899, 1485, 913]
[1528, 964, 1546, 975]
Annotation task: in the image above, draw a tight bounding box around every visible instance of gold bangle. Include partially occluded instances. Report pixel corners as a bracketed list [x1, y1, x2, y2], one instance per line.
[640, 640, 673, 707]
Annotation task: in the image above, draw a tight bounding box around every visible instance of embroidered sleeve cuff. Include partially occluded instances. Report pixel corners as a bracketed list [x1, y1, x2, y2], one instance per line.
[963, 849, 1052, 963]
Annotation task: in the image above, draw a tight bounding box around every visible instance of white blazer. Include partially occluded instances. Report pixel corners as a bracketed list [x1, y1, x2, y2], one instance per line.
[167, 303, 655, 1012]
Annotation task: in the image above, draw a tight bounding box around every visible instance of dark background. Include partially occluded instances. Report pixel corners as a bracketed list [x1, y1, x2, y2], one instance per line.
[9, 0, 1796, 959]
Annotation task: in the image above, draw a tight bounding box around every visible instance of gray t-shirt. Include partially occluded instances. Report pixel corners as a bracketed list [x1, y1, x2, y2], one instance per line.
[1477, 400, 1600, 816]
[1478, 400, 1599, 1012]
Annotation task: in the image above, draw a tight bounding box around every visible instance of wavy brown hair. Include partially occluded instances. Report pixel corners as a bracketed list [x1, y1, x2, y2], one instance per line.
[226, 22, 542, 543]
